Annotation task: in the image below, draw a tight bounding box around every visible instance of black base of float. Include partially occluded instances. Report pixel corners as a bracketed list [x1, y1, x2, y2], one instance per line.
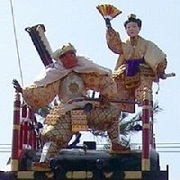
[0, 149, 168, 179]
[49, 149, 168, 180]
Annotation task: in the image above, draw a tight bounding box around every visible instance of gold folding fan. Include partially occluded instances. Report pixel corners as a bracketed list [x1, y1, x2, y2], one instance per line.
[96, 4, 122, 20]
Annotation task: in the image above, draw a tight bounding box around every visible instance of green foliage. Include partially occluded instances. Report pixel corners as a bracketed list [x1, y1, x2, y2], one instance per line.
[118, 101, 162, 145]
[35, 105, 51, 118]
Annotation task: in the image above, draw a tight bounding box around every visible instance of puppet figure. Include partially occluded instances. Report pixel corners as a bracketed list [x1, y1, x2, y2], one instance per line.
[105, 13, 168, 112]
[13, 43, 130, 166]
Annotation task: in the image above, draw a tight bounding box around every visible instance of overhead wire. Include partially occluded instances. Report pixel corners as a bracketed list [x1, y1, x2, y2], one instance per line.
[1, 143, 180, 153]
[9, 0, 24, 86]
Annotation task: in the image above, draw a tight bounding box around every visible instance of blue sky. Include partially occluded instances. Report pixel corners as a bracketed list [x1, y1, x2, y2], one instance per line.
[0, 0, 179, 179]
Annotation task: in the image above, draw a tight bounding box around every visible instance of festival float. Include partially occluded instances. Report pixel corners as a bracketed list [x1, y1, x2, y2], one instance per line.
[0, 4, 175, 180]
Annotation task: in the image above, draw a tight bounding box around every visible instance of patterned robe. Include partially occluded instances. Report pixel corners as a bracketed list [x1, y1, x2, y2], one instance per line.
[106, 29, 167, 112]
[22, 56, 121, 161]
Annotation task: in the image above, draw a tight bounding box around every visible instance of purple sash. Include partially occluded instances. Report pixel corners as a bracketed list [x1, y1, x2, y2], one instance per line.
[126, 58, 144, 76]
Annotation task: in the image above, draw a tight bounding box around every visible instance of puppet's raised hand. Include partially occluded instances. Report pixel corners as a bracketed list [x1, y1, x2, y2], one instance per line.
[12, 79, 22, 93]
[105, 18, 112, 28]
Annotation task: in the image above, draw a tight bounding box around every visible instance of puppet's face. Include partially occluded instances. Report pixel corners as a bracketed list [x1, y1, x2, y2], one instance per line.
[125, 21, 141, 38]
[60, 51, 78, 69]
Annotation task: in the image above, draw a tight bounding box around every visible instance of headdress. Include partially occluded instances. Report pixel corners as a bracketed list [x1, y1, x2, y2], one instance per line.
[52, 43, 76, 60]
[124, 14, 142, 28]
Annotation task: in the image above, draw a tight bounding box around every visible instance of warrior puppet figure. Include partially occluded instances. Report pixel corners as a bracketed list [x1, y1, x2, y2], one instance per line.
[13, 43, 130, 165]
[105, 13, 168, 112]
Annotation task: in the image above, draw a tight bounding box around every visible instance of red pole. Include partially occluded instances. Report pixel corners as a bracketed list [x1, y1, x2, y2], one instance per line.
[31, 111, 38, 149]
[28, 108, 35, 149]
[23, 121, 28, 146]
[11, 92, 21, 171]
[33, 115, 38, 149]
[19, 104, 27, 150]
[149, 98, 156, 149]
[142, 87, 151, 171]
